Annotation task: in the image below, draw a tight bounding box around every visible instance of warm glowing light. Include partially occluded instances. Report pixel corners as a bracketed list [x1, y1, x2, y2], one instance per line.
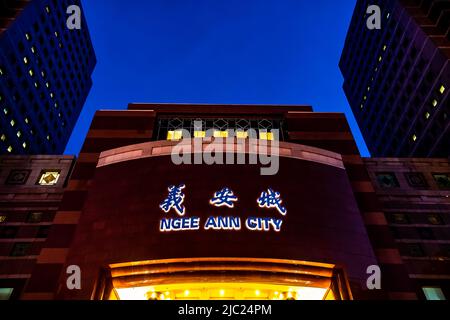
[115, 283, 329, 301]
[213, 131, 228, 138]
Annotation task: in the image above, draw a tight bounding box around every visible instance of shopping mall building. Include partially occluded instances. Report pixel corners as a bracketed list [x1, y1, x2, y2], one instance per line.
[1, 104, 449, 300]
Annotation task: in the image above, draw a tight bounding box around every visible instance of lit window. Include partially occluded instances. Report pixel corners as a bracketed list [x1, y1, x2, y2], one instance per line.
[427, 214, 444, 226]
[0, 216, 6, 223]
[22, 142, 27, 149]
[382, 45, 387, 51]
[422, 287, 446, 301]
[23, 57, 28, 64]
[1, 134, 6, 142]
[10, 119, 15, 127]
[167, 130, 183, 141]
[41, 71, 45, 77]
[194, 131, 206, 138]
[439, 85, 446, 94]
[236, 131, 248, 139]
[7, 146, 12, 153]
[259, 131, 274, 141]
[31, 46, 36, 54]
[34, 82, 38, 88]
[432, 99, 438, 107]
[367, 86, 371, 92]
[3, 108, 8, 115]
[46, 135, 51, 141]
[386, 13, 390, 19]
[389, 213, 409, 225]
[425, 112, 430, 120]
[50, 92, 54, 98]
[360, 104, 364, 109]
[16, 131, 22, 138]
[27, 212, 43, 223]
[213, 131, 228, 138]
[363, 96, 367, 100]
[54, 31, 58, 37]
[25, 33, 31, 41]
[45, 6, 50, 13]
[375, 67, 378, 72]
[378, 56, 382, 62]
[38, 171, 61, 186]
[0, 288, 13, 300]
[25, 118, 29, 124]
[28, 69, 34, 76]
[45, 82, 49, 88]
[0, 67, 3, 75]
[54, 103, 58, 108]
[412, 134, 417, 142]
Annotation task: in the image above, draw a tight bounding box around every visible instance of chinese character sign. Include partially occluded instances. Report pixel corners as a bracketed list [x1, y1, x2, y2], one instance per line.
[210, 187, 238, 208]
[159, 184, 287, 232]
[257, 188, 287, 215]
[159, 184, 186, 216]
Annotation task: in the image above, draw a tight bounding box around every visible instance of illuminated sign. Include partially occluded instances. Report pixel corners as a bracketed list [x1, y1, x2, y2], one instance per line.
[159, 185, 286, 233]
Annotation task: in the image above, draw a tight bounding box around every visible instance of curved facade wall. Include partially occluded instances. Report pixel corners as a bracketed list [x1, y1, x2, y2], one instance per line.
[57, 142, 377, 299]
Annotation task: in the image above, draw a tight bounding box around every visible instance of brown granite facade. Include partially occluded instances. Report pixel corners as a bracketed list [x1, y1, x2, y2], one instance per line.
[364, 157, 450, 300]
[0, 155, 75, 300]
[16, 103, 417, 300]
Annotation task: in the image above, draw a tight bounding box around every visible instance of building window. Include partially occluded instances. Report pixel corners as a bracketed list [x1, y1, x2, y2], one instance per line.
[388, 213, 410, 225]
[417, 228, 434, 240]
[10, 243, 32, 257]
[433, 174, 450, 189]
[213, 131, 229, 138]
[0, 288, 14, 301]
[5, 170, 31, 185]
[401, 244, 425, 257]
[439, 245, 450, 258]
[376, 173, 400, 189]
[155, 117, 286, 141]
[422, 287, 446, 301]
[236, 131, 248, 139]
[193, 131, 206, 138]
[27, 212, 44, 223]
[0, 215, 6, 223]
[0, 226, 18, 239]
[166, 130, 183, 141]
[427, 214, 444, 226]
[404, 173, 428, 189]
[439, 85, 446, 95]
[259, 131, 274, 141]
[36, 226, 51, 238]
[37, 170, 61, 186]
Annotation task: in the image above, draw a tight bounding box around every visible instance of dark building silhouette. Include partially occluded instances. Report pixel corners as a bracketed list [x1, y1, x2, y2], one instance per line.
[340, 0, 449, 157]
[0, 0, 96, 155]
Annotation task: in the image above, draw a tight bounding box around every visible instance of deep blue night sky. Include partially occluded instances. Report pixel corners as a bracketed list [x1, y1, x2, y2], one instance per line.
[67, 0, 369, 156]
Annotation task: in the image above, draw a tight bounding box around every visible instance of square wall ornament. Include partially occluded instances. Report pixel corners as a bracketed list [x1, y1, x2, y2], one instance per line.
[376, 172, 400, 189]
[404, 172, 428, 189]
[5, 170, 31, 185]
[37, 170, 61, 186]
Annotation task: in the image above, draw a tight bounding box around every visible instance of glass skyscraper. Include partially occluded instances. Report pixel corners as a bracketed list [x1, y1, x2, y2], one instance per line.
[340, 0, 449, 157]
[0, 0, 96, 154]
